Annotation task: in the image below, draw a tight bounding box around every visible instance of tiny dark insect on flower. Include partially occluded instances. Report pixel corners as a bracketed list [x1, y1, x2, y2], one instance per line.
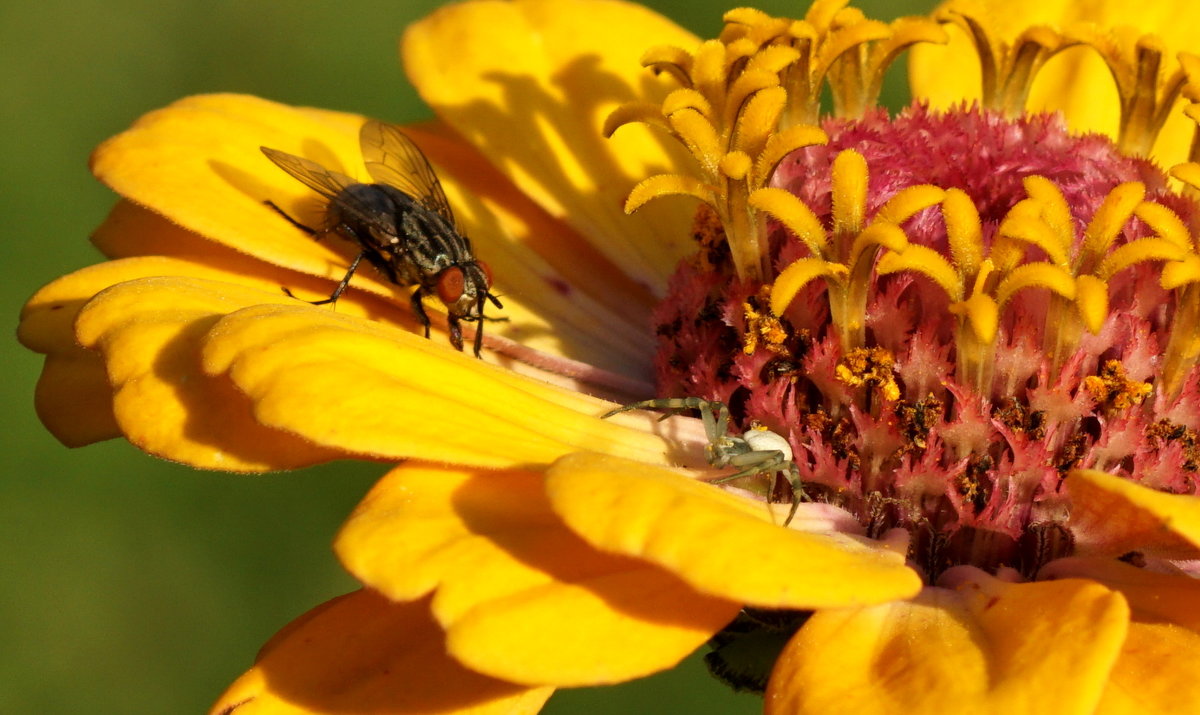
[260, 121, 503, 357]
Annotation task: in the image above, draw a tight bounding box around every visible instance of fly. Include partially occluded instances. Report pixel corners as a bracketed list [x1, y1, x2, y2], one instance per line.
[260, 120, 503, 357]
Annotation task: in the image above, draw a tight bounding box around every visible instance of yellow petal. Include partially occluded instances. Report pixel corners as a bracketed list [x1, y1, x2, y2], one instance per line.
[96, 95, 655, 373]
[1067, 469, 1200, 558]
[1096, 621, 1200, 715]
[335, 465, 740, 686]
[403, 0, 700, 294]
[1041, 557, 1200, 631]
[201, 303, 694, 468]
[545, 453, 922, 609]
[72, 271, 349, 470]
[209, 590, 553, 715]
[765, 575, 1129, 715]
[90, 94, 399, 296]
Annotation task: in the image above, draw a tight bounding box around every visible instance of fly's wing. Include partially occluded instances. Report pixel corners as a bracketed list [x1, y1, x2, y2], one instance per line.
[359, 121, 458, 231]
[260, 147, 359, 201]
[261, 146, 399, 231]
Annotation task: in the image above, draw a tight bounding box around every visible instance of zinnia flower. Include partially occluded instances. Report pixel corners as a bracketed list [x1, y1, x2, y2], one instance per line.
[19, 0, 1200, 712]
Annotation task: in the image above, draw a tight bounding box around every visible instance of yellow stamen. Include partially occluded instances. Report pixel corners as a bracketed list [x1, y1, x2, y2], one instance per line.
[835, 347, 900, 402]
[1083, 360, 1153, 410]
[743, 287, 791, 356]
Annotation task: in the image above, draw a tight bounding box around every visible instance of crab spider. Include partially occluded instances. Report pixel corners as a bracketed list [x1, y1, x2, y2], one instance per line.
[603, 397, 806, 525]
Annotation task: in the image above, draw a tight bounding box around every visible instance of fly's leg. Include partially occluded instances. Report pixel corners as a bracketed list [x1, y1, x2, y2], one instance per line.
[410, 288, 433, 340]
[264, 200, 316, 235]
[266, 200, 366, 305]
[284, 251, 366, 305]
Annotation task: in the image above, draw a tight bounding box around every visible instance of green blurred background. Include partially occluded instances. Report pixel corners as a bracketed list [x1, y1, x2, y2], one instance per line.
[2, 1, 929, 712]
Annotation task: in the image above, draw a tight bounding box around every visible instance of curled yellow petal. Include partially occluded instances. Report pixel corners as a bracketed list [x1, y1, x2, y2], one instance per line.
[873, 184, 945, 224]
[749, 187, 829, 256]
[71, 271, 348, 471]
[602, 101, 668, 136]
[625, 173, 714, 214]
[1083, 181, 1147, 261]
[1066, 469, 1200, 557]
[876, 244, 962, 300]
[765, 574, 1129, 715]
[831, 149, 868, 237]
[209, 590, 553, 715]
[1162, 253, 1200, 289]
[1134, 200, 1191, 250]
[545, 453, 922, 609]
[955, 292, 1000, 345]
[335, 465, 740, 686]
[995, 262, 1077, 308]
[753, 124, 828, 187]
[1097, 237, 1189, 280]
[770, 258, 848, 316]
[943, 187, 984, 276]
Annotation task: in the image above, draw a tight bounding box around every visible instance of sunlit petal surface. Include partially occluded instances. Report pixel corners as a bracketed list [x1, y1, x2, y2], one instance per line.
[765, 573, 1129, 714]
[210, 590, 553, 715]
[404, 0, 699, 293]
[335, 465, 741, 685]
[1095, 621, 1200, 714]
[545, 453, 922, 608]
[201, 303, 700, 468]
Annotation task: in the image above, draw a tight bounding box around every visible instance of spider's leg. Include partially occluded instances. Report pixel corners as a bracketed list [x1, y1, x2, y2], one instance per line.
[708, 450, 786, 484]
[779, 463, 806, 527]
[601, 396, 719, 422]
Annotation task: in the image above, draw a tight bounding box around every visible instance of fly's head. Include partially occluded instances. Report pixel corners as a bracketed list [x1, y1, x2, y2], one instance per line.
[437, 260, 504, 356]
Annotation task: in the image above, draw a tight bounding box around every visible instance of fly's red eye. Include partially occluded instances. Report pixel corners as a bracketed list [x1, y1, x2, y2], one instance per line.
[436, 267, 465, 303]
[478, 261, 493, 288]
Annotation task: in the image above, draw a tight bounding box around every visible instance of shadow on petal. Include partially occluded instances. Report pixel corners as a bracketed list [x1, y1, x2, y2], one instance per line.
[211, 590, 553, 715]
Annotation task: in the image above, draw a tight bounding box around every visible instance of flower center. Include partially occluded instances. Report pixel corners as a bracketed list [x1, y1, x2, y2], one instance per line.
[653, 105, 1200, 581]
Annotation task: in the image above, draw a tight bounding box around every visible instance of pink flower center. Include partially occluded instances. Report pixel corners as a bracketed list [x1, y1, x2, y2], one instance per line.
[654, 104, 1200, 581]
